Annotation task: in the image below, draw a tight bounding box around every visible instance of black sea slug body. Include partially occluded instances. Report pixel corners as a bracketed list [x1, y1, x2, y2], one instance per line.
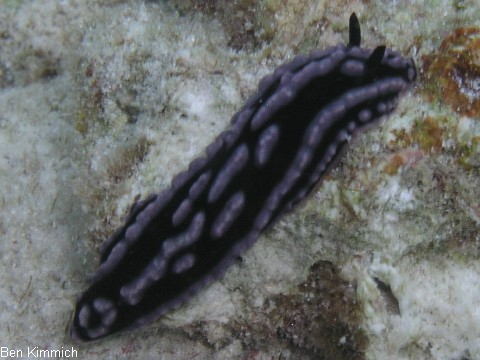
[70, 13, 416, 341]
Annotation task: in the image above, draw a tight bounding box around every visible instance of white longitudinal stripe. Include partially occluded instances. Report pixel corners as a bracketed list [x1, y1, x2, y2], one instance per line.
[208, 144, 249, 203]
[120, 212, 205, 306]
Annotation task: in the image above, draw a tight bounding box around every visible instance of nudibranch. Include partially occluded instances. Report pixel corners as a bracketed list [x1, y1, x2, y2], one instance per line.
[70, 13, 416, 342]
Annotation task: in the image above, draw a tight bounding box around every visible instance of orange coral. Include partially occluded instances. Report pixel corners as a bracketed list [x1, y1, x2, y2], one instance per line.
[423, 27, 480, 117]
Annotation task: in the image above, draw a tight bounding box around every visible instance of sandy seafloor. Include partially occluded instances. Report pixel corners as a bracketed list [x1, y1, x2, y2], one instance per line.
[1, 0, 480, 359]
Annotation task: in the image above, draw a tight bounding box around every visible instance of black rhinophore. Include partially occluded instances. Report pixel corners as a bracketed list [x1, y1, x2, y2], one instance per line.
[70, 13, 416, 341]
